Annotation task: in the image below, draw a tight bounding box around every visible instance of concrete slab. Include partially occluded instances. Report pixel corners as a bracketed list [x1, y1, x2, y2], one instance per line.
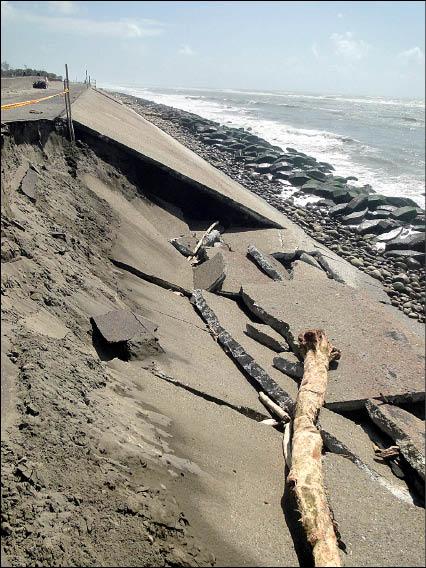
[92, 309, 150, 344]
[366, 401, 425, 480]
[197, 291, 299, 405]
[72, 89, 289, 229]
[247, 245, 290, 281]
[241, 280, 425, 410]
[222, 228, 286, 255]
[193, 252, 226, 291]
[207, 248, 272, 296]
[245, 323, 288, 353]
[116, 270, 268, 415]
[82, 173, 194, 292]
[324, 453, 425, 567]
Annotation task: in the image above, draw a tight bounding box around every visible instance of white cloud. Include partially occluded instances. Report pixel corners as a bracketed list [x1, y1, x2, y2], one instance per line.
[312, 43, 320, 60]
[330, 31, 370, 60]
[1, 2, 164, 38]
[398, 46, 424, 65]
[48, 1, 78, 15]
[179, 45, 195, 56]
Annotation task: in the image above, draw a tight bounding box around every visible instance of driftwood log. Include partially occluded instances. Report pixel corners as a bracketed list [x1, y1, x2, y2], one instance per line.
[287, 329, 342, 567]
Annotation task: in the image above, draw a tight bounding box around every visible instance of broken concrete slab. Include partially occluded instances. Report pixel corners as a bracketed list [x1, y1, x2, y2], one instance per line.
[221, 228, 286, 255]
[247, 244, 290, 281]
[91, 309, 163, 361]
[324, 453, 425, 567]
[299, 252, 322, 270]
[20, 168, 38, 202]
[115, 270, 269, 415]
[366, 400, 425, 480]
[241, 280, 425, 410]
[273, 354, 304, 381]
[206, 248, 273, 296]
[170, 234, 198, 257]
[191, 289, 295, 413]
[319, 407, 414, 501]
[193, 252, 226, 292]
[245, 323, 288, 353]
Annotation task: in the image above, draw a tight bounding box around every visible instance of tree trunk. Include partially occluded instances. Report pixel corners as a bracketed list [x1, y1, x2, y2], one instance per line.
[287, 329, 341, 567]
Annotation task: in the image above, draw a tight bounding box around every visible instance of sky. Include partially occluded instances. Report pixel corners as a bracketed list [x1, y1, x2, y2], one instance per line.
[1, 0, 425, 98]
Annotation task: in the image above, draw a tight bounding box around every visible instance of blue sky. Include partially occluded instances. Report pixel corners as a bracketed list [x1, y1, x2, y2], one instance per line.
[1, 1, 425, 97]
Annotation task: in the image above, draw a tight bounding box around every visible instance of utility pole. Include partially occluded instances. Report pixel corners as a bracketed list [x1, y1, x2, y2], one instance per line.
[65, 64, 75, 144]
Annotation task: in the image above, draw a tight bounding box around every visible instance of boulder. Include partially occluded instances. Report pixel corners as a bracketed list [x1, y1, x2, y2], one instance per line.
[254, 154, 280, 164]
[345, 195, 369, 214]
[20, 168, 38, 202]
[385, 232, 424, 253]
[288, 174, 311, 187]
[341, 208, 368, 225]
[356, 219, 399, 235]
[384, 249, 425, 262]
[391, 206, 420, 223]
[386, 196, 419, 208]
[367, 194, 389, 209]
[328, 203, 348, 217]
[306, 169, 327, 182]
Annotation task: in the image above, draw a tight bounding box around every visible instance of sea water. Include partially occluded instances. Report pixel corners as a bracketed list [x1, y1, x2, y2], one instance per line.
[100, 84, 425, 208]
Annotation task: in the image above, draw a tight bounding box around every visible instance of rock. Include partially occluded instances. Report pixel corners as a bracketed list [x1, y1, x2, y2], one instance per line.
[386, 196, 419, 208]
[391, 207, 419, 223]
[367, 269, 383, 281]
[202, 229, 222, 248]
[306, 170, 327, 182]
[20, 168, 38, 202]
[341, 208, 368, 225]
[384, 249, 425, 262]
[170, 234, 198, 257]
[328, 203, 348, 218]
[393, 273, 410, 284]
[365, 400, 425, 480]
[385, 232, 424, 253]
[288, 174, 311, 187]
[349, 257, 364, 268]
[273, 356, 303, 380]
[359, 219, 400, 235]
[366, 210, 392, 219]
[392, 281, 407, 292]
[247, 245, 290, 281]
[193, 252, 226, 292]
[245, 323, 288, 353]
[345, 195, 368, 214]
[366, 194, 389, 209]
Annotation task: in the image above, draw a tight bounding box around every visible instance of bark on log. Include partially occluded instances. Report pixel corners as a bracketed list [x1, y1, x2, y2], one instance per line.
[287, 329, 342, 567]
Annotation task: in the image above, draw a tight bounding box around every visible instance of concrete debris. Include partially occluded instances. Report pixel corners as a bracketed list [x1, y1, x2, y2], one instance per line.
[170, 234, 199, 257]
[245, 323, 288, 353]
[247, 244, 290, 281]
[273, 355, 304, 380]
[366, 400, 425, 480]
[191, 289, 295, 414]
[91, 309, 163, 361]
[193, 251, 226, 291]
[241, 282, 425, 409]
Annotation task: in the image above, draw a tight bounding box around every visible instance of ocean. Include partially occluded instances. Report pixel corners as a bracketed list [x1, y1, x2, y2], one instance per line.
[100, 84, 425, 207]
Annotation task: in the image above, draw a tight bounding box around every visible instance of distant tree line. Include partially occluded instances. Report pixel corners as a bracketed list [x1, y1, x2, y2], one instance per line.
[1, 61, 62, 81]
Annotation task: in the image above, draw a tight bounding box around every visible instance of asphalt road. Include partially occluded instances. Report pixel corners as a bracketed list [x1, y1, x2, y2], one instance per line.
[1, 79, 86, 123]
